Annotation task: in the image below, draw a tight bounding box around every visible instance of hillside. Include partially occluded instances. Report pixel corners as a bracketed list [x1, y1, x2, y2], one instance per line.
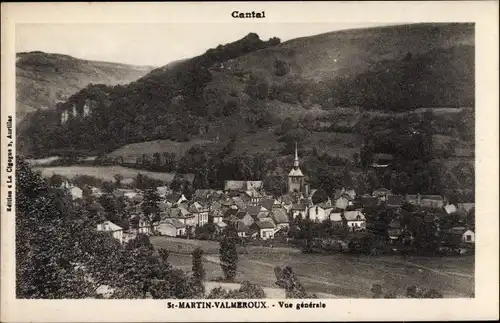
[22, 23, 474, 161]
[16, 51, 155, 123]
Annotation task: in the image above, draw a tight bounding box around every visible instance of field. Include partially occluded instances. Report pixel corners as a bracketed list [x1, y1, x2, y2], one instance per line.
[152, 237, 474, 298]
[34, 165, 176, 184]
[106, 138, 214, 160]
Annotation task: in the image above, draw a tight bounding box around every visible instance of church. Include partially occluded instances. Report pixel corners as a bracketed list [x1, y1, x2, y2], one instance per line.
[286, 143, 315, 204]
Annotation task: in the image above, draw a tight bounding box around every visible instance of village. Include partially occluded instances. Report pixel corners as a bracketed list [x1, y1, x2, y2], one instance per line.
[54, 144, 476, 255]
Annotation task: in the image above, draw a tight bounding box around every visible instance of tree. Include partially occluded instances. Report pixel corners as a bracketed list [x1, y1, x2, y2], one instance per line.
[16, 157, 122, 298]
[219, 227, 239, 281]
[126, 234, 154, 251]
[371, 284, 383, 298]
[48, 174, 63, 187]
[114, 174, 124, 187]
[423, 289, 443, 298]
[142, 188, 161, 232]
[274, 266, 315, 298]
[263, 174, 287, 198]
[101, 181, 115, 194]
[311, 188, 329, 205]
[191, 247, 205, 296]
[206, 281, 266, 299]
[170, 175, 183, 192]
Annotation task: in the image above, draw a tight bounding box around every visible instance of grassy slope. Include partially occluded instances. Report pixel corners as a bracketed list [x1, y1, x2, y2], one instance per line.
[106, 138, 215, 160]
[34, 165, 176, 184]
[230, 23, 473, 81]
[16, 51, 155, 123]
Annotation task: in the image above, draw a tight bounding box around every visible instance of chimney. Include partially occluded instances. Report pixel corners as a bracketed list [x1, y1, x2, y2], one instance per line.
[304, 183, 309, 198]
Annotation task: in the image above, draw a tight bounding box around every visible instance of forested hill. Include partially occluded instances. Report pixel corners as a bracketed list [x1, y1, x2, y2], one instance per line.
[22, 23, 474, 157]
[16, 51, 155, 123]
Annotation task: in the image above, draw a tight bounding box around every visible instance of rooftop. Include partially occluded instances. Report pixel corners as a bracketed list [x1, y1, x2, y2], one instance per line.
[254, 218, 276, 229]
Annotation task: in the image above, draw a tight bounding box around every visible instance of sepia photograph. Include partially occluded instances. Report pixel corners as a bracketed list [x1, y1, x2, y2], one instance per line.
[1, 2, 498, 322]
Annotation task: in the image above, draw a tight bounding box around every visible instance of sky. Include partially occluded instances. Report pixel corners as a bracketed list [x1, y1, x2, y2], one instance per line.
[15, 23, 394, 67]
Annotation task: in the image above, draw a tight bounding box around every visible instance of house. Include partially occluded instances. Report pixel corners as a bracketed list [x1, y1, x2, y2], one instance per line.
[259, 199, 276, 213]
[291, 203, 307, 219]
[307, 205, 329, 222]
[387, 219, 402, 242]
[372, 188, 392, 202]
[420, 195, 445, 209]
[158, 201, 169, 213]
[121, 189, 140, 200]
[235, 210, 255, 227]
[112, 189, 125, 199]
[156, 186, 171, 198]
[220, 198, 235, 212]
[211, 201, 222, 212]
[386, 195, 404, 209]
[444, 204, 458, 215]
[405, 194, 445, 209]
[334, 187, 356, 200]
[371, 153, 394, 168]
[334, 193, 353, 210]
[343, 210, 366, 232]
[189, 202, 209, 227]
[333, 187, 356, 210]
[271, 208, 289, 230]
[131, 216, 152, 235]
[245, 205, 269, 219]
[233, 221, 249, 238]
[91, 187, 103, 198]
[97, 221, 124, 244]
[317, 198, 333, 209]
[168, 207, 195, 227]
[224, 214, 240, 225]
[69, 186, 83, 200]
[224, 180, 263, 192]
[211, 209, 224, 224]
[157, 218, 186, 237]
[165, 193, 188, 206]
[231, 196, 247, 210]
[251, 218, 276, 240]
[328, 212, 344, 226]
[444, 227, 475, 245]
[131, 194, 144, 204]
[193, 189, 215, 201]
[405, 194, 420, 205]
[244, 187, 264, 205]
[223, 208, 239, 218]
[215, 221, 228, 233]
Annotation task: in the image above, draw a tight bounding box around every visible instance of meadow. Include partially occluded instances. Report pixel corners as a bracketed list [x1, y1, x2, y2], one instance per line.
[34, 165, 176, 184]
[152, 236, 474, 298]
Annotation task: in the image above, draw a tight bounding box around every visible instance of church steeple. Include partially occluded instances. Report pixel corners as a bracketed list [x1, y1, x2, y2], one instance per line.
[293, 141, 300, 168]
[288, 142, 304, 193]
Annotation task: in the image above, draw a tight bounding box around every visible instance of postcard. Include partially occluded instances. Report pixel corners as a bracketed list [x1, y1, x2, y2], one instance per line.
[1, 1, 498, 322]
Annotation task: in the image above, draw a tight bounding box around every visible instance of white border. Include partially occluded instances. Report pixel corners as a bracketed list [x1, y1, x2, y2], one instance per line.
[1, 1, 499, 322]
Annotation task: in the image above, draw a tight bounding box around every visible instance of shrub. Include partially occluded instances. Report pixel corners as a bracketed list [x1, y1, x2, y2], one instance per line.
[219, 227, 239, 281]
[273, 59, 290, 77]
[223, 100, 239, 116]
